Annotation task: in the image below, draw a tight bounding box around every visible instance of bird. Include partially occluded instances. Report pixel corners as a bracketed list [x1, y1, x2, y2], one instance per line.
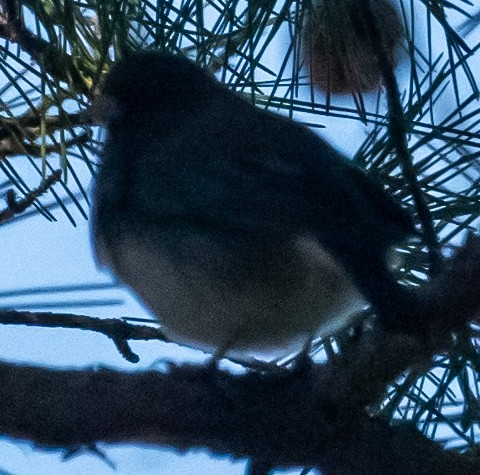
[92, 50, 416, 359]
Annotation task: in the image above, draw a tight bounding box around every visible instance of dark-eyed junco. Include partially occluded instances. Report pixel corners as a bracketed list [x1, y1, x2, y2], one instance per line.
[92, 50, 416, 358]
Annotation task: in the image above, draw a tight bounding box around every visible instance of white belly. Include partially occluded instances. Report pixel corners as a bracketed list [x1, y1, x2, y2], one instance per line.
[105, 231, 367, 358]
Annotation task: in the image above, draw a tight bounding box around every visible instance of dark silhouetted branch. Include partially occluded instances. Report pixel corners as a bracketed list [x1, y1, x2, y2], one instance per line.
[0, 310, 168, 363]
[0, 359, 478, 474]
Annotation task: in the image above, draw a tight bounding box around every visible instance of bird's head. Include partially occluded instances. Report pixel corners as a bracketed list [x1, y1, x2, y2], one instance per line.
[92, 51, 216, 125]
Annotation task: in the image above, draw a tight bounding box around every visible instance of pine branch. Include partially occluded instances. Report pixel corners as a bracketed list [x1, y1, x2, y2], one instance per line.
[0, 0, 88, 94]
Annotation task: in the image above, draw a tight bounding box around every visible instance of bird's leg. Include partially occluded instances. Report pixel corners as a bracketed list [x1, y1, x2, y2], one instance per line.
[206, 340, 233, 372]
[291, 333, 315, 376]
[246, 458, 272, 475]
[206, 316, 250, 370]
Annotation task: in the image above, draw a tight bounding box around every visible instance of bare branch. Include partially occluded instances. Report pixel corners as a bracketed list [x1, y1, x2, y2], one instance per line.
[0, 309, 169, 363]
[0, 169, 62, 223]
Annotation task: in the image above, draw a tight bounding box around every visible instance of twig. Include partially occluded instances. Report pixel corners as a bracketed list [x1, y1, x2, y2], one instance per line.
[0, 131, 90, 157]
[0, 309, 169, 363]
[0, 169, 62, 224]
[0, 111, 91, 142]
